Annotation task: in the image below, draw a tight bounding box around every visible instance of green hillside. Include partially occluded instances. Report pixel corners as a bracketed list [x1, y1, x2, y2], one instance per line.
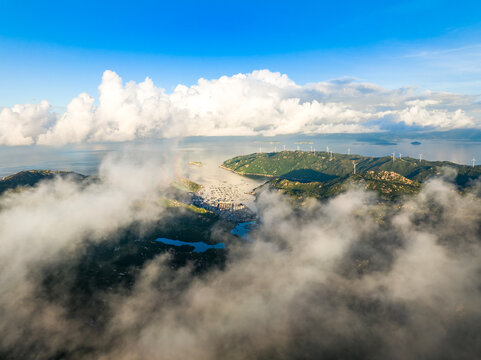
[265, 171, 421, 201]
[172, 177, 203, 193]
[0, 169, 227, 242]
[223, 151, 481, 200]
[0, 169, 87, 194]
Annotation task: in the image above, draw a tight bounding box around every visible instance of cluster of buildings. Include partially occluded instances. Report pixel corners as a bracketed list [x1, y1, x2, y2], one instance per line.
[191, 184, 255, 222]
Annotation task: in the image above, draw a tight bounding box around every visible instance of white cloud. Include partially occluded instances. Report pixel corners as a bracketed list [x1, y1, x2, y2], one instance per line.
[38, 93, 95, 145]
[0, 101, 55, 145]
[2, 164, 481, 358]
[2, 70, 480, 145]
[393, 102, 474, 128]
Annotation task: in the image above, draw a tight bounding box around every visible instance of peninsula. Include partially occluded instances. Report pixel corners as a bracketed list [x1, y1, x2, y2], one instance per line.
[222, 151, 481, 200]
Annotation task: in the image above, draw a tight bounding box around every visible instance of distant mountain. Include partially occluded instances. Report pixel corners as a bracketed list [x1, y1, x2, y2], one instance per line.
[222, 151, 481, 200]
[0, 170, 87, 194]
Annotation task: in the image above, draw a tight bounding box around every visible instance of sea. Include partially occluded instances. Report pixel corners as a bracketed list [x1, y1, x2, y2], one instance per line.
[2, 133, 481, 180]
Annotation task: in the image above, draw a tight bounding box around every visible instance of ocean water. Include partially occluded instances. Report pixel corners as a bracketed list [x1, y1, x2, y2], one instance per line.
[2, 134, 481, 179]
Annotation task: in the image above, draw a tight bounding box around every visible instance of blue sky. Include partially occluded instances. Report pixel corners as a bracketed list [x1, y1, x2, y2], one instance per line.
[1, 0, 481, 107]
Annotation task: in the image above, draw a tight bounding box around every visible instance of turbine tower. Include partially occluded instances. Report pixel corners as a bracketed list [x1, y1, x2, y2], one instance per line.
[347, 147, 351, 155]
[352, 160, 357, 175]
[391, 152, 395, 162]
[399, 153, 402, 160]
[419, 153, 422, 162]
[326, 146, 330, 153]
[472, 157, 476, 168]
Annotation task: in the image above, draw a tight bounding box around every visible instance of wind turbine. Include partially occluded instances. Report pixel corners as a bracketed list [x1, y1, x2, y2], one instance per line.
[399, 153, 402, 160]
[326, 146, 330, 153]
[347, 147, 351, 155]
[472, 157, 476, 168]
[391, 152, 395, 162]
[310, 145, 313, 152]
[419, 153, 422, 162]
[352, 160, 358, 175]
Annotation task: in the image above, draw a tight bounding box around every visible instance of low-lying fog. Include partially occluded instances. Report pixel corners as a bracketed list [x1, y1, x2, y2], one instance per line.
[1, 150, 481, 359]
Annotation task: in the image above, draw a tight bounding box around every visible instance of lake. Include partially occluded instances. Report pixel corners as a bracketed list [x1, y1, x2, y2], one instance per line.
[155, 238, 225, 252]
[231, 221, 257, 241]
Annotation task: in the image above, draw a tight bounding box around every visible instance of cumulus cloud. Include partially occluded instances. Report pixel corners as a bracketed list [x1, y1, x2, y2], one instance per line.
[1, 69, 480, 145]
[0, 101, 55, 145]
[0, 155, 481, 359]
[38, 93, 95, 144]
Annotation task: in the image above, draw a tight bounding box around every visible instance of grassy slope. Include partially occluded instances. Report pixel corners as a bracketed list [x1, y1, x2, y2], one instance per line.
[268, 172, 421, 200]
[172, 177, 203, 192]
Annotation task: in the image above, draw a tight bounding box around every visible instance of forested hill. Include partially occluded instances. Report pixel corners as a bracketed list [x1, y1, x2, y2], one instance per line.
[0, 170, 87, 194]
[222, 151, 481, 187]
[222, 151, 481, 200]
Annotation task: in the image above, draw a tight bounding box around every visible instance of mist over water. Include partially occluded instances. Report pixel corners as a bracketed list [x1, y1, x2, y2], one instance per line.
[1, 134, 481, 178]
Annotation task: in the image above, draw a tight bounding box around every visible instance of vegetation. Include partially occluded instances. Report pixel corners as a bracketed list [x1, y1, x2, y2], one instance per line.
[0, 169, 86, 194]
[265, 171, 421, 201]
[38, 205, 233, 351]
[0, 169, 235, 337]
[0, 169, 229, 247]
[172, 177, 202, 192]
[223, 151, 481, 200]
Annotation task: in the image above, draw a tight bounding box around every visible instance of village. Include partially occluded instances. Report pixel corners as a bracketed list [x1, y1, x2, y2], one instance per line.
[191, 184, 256, 222]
